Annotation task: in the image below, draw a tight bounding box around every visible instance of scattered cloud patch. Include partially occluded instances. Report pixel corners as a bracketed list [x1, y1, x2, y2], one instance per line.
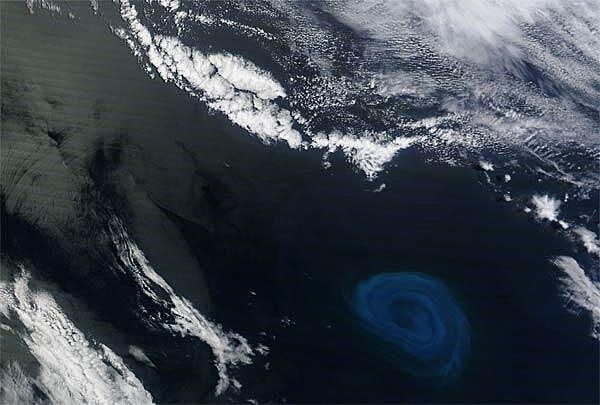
[551, 256, 600, 340]
[531, 194, 561, 222]
[572, 227, 600, 256]
[0, 269, 153, 404]
[129, 346, 157, 369]
[25, 0, 61, 14]
[0, 363, 36, 404]
[114, 0, 423, 179]
[478, 160, 494, 171]
[116, 0, 301, 149]
[311, 132, 419, 179]
[108, 218, 253, 395]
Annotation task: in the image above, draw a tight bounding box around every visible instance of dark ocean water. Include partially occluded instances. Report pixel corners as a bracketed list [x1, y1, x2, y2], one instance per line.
[201, 148, 599, 403]
[1, 1, 599, 404]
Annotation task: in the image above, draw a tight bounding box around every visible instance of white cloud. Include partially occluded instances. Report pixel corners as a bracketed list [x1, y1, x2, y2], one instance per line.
[572, 226, 600, 256]
[115, 0, 426, 179]
[108, 217, 253, 395]
[0, 269, 153, 404]
[551, 256, 600, 340]
[129, 346, 157, 369]
[311, 131, 419, 179]
[157, 0, 179, 12]
[478, 160, 494, 171]
[0, 363, 36, 404]
[330, 0, 562, 66]
[116, 0, 301, 149]
[113, 0, 599, 186]
[25, 0, 61, 14]
[531, 194, 561, 222]
[207, 53, 286, 100]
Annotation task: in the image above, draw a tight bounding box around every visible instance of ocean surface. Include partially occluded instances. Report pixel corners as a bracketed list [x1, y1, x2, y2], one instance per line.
[1, 1, 599, 403]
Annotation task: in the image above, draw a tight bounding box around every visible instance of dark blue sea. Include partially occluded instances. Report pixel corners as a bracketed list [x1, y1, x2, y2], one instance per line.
[1, 1, 598, 403]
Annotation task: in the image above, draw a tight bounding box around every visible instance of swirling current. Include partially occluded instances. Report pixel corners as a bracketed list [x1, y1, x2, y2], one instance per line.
[352, 272, 470, 379]
[2, 0, 599, 403]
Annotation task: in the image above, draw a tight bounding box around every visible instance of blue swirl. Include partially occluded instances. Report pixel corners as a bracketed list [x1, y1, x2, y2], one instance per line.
[352, 272, 470, 379]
